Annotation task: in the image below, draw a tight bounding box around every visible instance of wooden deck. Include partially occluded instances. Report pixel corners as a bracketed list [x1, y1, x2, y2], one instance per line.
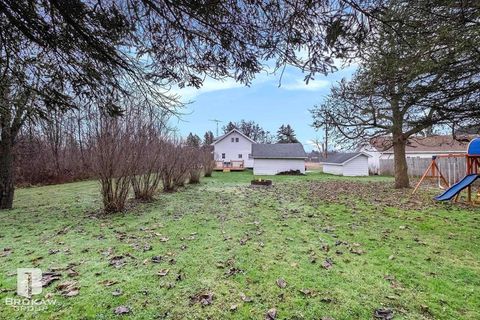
[214, 160, 245, 172]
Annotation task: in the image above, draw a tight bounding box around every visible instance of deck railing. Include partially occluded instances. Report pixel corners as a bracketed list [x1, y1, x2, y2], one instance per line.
[214, 160, 245, 171]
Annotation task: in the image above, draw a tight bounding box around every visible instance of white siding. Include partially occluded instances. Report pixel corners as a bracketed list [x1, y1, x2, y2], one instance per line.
[360, 146, 381, 174]
[213, 132, 254, 167]
[343, 155, 369, 176]
[322, 163, 343, 175]
[253, 159, 305, 175]
[322, 154, 369, 176]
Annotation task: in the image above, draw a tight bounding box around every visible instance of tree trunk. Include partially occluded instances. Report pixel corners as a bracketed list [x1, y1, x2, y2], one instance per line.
[392, 133, 409, 188]
[0, 137, 14, 209]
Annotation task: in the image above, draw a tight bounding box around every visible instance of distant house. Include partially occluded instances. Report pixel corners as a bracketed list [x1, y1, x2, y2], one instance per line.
[360, 135, 472, 174]
[322, 152, 370, 176]
[252, 143, 307, 175]
[212, 129, 255, 168]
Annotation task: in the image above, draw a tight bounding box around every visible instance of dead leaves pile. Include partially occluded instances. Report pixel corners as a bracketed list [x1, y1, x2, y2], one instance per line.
[307, 181, 436, 210]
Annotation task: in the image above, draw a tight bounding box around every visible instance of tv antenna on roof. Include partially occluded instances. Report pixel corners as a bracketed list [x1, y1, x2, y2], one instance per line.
[209, 119, 223, 137]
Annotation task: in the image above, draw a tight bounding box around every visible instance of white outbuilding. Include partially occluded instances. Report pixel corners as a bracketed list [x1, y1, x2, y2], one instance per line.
[321, 152, 370, 176]
[252, 143, 307, 175]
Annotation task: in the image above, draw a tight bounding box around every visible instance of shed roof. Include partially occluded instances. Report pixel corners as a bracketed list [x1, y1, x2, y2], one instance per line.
[252, 143, 306, 159]
[321, 152, 370, 165]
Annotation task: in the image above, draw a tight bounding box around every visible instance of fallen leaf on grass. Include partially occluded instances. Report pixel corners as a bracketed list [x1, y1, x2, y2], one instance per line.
[1, 248, 13, 257]
[67, 269, 79, 277]
[157, 269, 169, 277]
[265, 308, 277, 319]
[322, 258, 333, 270]
[190, 291, 214, 306]
[31, 256, 43, 265]
[350, 248, 365, 255]
[112, 288, 123, 296]
[225, 267, 243, 277]
[175, 272, 185, 282]
[320, 296, 334, 303]
[109, 256, 126, 268]
[299, 288, 317, 297]
[374, 308, 394, 320]
[239, 237, 250, 245]
[101, 247, 114, 256]
[240, 292, 253, 302]
[151, 256, 162, 263]
[100, 279, 118, 287]
[276, 278, 287, 288]
[56, 280, 80, 297]
[114, 306, 130, 315]
[41, 272, 62, 287]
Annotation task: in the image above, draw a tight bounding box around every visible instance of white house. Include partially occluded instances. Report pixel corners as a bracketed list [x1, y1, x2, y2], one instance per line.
[322, 152, 370, 176]
[252, 143, 306, 175]
[361, 135, 471, 174]
[211, 129, 255, 168]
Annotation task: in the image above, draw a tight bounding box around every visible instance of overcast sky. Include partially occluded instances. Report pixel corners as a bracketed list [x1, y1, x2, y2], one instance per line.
[171, 62, 357, 151]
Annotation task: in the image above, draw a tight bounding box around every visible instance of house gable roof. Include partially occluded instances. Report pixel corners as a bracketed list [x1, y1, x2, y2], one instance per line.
[211, 128, 256, 145]
[370, 135, 473, 153]
[252, 143, 306, 159]
[321, 152, 370, 165]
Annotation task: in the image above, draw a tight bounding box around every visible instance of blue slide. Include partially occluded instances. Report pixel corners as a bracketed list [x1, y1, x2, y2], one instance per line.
[434, 174, 479, 201]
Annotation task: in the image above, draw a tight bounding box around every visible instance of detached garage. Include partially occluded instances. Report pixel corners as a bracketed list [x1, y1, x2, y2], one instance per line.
[252, 143, 306, 175]
[322, 152, 370, 176]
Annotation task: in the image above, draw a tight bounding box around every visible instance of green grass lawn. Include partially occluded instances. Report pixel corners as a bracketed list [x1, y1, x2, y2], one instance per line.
[1, 171, 479, 319]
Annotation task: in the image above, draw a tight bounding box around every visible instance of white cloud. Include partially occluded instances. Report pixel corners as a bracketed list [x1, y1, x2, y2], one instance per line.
[172, 77, 245, 101]
[281, 79, 330, 91]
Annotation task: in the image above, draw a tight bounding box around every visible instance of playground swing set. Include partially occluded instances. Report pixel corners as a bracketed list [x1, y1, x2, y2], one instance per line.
[413, 137, 480, 203]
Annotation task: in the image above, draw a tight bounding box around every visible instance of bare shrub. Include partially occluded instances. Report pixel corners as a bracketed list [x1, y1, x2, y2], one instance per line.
[160, 141, 182, 192]
[200, 147, 214, 177]
[172, 145, 190, 188]
[186, 147, 202, 184]
[130, 128, 164, 201]
[92, 117, 134, 213]
[129, 105, 170, 201]
[15, 110, 93, 186]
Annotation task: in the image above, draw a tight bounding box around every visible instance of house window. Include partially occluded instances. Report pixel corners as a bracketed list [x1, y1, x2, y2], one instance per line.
[231, 137, 234, 142]
[235, 138, 239, 142]
[238, 154, 242, 159]
[248, 154, 252, 159]
[221, 153, 225, 159]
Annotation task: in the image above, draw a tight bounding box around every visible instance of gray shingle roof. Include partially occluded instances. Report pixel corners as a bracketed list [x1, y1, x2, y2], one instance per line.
[252, 143, 306, 159]
[321, 152, 368, 164]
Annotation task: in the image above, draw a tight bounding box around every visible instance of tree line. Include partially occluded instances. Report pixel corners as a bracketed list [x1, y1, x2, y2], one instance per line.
[12, 102, 214, 213]
[186, 121, 300, 147]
